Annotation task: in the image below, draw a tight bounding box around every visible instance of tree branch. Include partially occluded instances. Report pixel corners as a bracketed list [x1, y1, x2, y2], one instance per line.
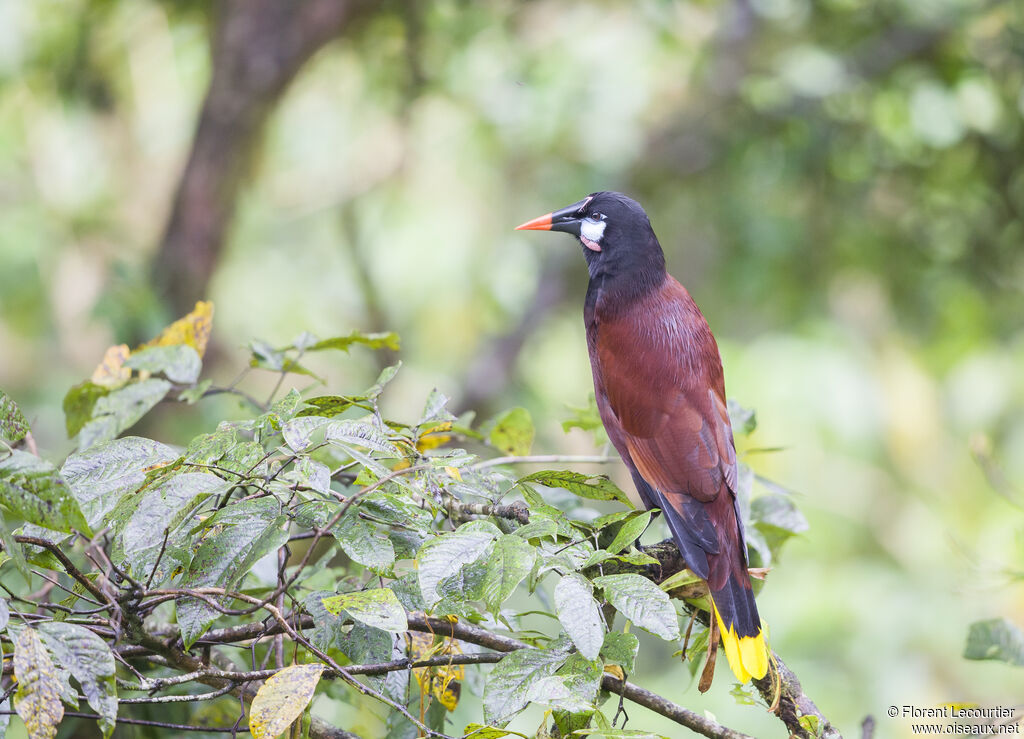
[754, 652, 842, 739]
[128, 629, 361, 739]
[152, 0, 372, 314]
[601, 674, 755, 739]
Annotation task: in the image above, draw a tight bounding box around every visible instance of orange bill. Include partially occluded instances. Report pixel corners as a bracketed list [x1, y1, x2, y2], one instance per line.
[514, 213, 553, 231]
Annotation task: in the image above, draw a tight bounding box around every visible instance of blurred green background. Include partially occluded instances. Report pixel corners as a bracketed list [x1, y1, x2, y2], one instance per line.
[1, 0, 1022, 736]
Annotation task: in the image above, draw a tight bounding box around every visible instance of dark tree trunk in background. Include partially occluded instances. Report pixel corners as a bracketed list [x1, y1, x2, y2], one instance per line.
[153, 0, 369, 316]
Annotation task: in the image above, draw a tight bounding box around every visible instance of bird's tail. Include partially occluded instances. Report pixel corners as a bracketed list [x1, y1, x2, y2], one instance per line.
[709, 572, 768, 682]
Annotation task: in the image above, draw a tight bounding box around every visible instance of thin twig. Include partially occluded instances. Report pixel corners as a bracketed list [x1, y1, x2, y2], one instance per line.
[472, 454, 612, 470]
[12, 536, 109, 605]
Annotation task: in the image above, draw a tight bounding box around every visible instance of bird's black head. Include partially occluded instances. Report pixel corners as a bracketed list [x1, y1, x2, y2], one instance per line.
[516, 191, 666, 282]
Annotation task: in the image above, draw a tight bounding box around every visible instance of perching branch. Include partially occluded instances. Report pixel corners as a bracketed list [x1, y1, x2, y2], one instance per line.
[754, 652, 843, 739]
[578, 537, 843, 739]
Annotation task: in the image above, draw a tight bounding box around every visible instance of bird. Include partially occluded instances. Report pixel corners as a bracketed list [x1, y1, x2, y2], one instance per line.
[515, 191, 768, 684]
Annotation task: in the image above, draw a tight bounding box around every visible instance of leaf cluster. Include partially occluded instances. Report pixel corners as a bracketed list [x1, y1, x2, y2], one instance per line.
[0, 308, 809, 739]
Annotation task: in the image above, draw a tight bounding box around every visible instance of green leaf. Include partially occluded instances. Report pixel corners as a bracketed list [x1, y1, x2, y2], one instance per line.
[333, 509, 396, 574]
[366, 363, 400, 400]
[729, 683, 758, 706]
[280, 417, 329, 452]
[0, 450, 91, 535]
[554, 573, 604, 660]
[307, 330, 400, 353]
[605, 511, 651, 555]
[321, 588, 407, 632]
[36, 622, 117, 737]
[752, 493, 808, 534]
[658, 569, 702, 593]
[463, 724, 529, 739]
[176, 498, 290, 647]
[580, 550, 616, 569]
[799, 715, 821, 736]
[593, 574, 680, 641]
[417, 528, 498, 606]
[518, 470, 632, 508]
[479, 535, 537, 613]
[419, 389, 456, 425]
[124, 345, 202, 384]
[184, 428, 236, 465]
[488, 408, 534, 456]
[324, 419, 400, 457]
[62, 382, 110, 438]
[359, 492, 435, 536]
[683, 624, 710, 677]
[282, 417, 398, 457]
[0, 390, 29, 444]
[249, 663, 325, 739]
[538, 652, 602, 715]
[303, 591, 348, 653]
[61, 437, 177, 529]
[390, 572, 426, 613]
[561, 394, 604, 436]
[75, 378, 172, 449]
[512, 518, 558, 541]
[247, 340, 319, 378]
[483, 647, 568, 725]
[553, 708, 595, 737]
[0, 508, 30, 584]
[614, 551, 660, 566]
[264, 388, 304, 424]
[727, 399, 757, 436]
[119, 471, 227, 577]
[537, 539, 596, 575]
[964, 618, 1024, 666]
[177, 379, 212, 405]
[296, 395, 372, 418]
[13, 628, 64, 739]
[600, 632, 639, 672]
[752, 493, 809, 556]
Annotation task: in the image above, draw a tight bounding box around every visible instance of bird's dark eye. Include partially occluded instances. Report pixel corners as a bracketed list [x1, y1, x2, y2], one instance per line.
[591, 212, 605, 221]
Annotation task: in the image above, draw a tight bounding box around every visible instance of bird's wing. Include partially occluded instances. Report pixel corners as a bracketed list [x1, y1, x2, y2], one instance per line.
[589, 277, 742, 576]
[592, 277, 738, 503]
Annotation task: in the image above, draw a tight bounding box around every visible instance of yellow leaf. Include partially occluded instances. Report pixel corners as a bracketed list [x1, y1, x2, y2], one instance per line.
[417, 421, 453, 452]
[407, 631, 436, 664]
[603, 664, 625, 681]
[407, 632, 464, 712]
[13, 628, 64, 739]
[433, 675, 462, 711]
[90, 344, 131, 389]
[142, 300, 214, 358]
[445, 466, 463, 482]
[249, 664, 325, 739]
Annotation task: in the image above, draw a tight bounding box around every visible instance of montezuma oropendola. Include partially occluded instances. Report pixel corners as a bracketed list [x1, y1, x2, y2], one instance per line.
[516, 192, 768, 683]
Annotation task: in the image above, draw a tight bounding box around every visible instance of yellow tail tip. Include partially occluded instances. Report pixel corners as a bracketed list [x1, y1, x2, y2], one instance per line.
[713, 604, 768, 683]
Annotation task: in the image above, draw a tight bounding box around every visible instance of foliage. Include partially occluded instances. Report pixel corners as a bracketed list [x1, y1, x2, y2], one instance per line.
[2, 1, 1023, 733]
[964, 618, 1024, 667]
[0, 310, 808, 739]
